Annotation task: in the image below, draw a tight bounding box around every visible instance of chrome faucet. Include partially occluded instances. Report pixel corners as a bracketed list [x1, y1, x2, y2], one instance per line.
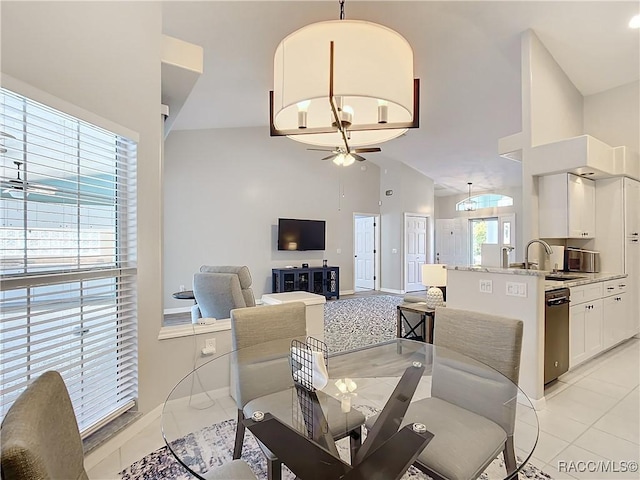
[524, 239, 553, 270]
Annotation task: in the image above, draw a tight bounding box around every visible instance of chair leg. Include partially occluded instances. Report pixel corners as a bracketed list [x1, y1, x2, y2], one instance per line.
[268, 459, 282, 480]
[503, 436, 518, 479]
[349, 426, 362, 463]
[233, 409, 245, 459]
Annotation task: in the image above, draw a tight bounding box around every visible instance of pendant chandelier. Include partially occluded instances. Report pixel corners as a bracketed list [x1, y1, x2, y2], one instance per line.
[462, 182, 477, 211]
[269, 0, 420, 148]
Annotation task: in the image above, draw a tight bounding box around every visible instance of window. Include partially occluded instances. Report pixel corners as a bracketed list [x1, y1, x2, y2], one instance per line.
[456, 194, 513, 211]
[469, 217, 498, 265]
[1, 88, 137, 437]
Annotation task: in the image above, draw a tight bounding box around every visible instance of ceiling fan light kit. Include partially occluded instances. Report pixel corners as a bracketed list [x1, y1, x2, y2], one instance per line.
[269, 1, 420, 165]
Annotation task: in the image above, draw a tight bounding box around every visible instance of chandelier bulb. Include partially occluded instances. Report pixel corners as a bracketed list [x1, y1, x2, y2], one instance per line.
[377, 100, 388, 124]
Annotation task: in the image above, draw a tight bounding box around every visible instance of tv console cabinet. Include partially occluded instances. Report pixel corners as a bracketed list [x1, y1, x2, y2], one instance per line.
[271, 266, 339, 299]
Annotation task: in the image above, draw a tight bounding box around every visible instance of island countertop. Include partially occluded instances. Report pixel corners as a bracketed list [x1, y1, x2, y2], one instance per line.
[445, 265, 627, 290]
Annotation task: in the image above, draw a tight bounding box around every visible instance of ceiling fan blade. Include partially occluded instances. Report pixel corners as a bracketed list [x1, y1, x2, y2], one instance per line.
[307, 148, 337, 152]
[352, 154, 367, 162]
[321, 154, 337, 161]
[353, 147, 381, 153]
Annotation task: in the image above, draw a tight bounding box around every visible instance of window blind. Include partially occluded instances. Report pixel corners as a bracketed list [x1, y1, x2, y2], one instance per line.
[0, 87, 138, 437]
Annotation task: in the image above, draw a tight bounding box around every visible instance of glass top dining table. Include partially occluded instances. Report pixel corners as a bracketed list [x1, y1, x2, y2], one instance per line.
[162, 336, 539, 480]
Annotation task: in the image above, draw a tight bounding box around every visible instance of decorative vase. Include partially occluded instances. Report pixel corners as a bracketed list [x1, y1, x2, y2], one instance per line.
[425, 286, 445, 308]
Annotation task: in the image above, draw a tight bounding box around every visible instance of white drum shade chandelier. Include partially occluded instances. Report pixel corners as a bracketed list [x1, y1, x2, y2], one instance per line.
[269, 1, 420, 150]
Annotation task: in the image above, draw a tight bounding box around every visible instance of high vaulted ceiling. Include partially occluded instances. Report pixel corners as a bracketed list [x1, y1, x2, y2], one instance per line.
[162, 1, 640, 196]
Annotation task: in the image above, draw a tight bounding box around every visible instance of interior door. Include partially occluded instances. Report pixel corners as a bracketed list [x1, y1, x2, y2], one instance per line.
[436, 218, 469, 265]
[355, 216, 375, 290]
[405, 215, 427, 292]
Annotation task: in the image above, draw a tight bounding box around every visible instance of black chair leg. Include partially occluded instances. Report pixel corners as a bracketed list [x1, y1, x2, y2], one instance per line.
[504, 436, 518, 479]
[350, 426, 362, 463]
[268, 459, 282, 480]
[233, 409, 245, 459]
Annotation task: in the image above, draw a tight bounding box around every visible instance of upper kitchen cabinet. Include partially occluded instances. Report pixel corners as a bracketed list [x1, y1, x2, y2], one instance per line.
[539, 173, 595, 238]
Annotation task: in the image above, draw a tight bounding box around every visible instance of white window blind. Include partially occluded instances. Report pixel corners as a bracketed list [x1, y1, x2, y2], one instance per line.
[0, 87, 138, 437]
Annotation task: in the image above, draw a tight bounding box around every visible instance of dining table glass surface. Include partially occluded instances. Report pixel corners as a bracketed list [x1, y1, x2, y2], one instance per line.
[162, 336, 539, 480]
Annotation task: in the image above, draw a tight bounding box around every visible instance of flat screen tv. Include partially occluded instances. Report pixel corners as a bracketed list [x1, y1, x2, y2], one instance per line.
[278, 218, 326, 251]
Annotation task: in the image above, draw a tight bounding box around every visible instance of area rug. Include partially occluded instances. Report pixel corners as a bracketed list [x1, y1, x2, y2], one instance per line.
[121, 405, 553, 480]
[323, 295, 404, 352]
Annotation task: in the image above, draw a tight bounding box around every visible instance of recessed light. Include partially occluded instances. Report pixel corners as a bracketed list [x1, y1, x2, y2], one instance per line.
[630, 14, 640, 29]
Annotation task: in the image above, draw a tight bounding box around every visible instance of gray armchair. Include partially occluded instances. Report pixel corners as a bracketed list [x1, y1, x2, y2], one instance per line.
[191, 265, 256, 323]
[230, 302, 365, 480]
[367, 307, 524, 480]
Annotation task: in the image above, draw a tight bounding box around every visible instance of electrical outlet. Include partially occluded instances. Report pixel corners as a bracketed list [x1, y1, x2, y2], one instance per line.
[479, 279, 493, 294]
[506, 282, 527, 297]
[201, 338, 216, 356]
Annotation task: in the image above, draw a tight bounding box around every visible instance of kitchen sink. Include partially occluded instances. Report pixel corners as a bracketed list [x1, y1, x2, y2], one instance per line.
[545, 274, 587, 281]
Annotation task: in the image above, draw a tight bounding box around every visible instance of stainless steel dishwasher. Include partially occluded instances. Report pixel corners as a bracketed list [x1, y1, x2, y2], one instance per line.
[545, 288, 571, 384]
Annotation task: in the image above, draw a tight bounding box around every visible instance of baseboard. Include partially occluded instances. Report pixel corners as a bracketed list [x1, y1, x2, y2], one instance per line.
[164, 306, 191, 315]
[83, 403, 163, 470]
[83, 386, 232, 470]
[381, 288, 405, 295]
[523, 392, 546, 411]
[340, 289, 355, 296]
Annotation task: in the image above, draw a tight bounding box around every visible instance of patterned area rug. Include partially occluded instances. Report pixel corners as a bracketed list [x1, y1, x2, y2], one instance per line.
[120, 406, 552, 480]
[324, 295, 404, 352]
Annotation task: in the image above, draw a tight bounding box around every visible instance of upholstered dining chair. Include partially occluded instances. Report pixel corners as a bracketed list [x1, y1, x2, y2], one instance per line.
[367, 307, 524, 480]
[1, 370, 258, 480]
[230, 302, 366, 480]
[1, 371, 89, 480]
[191, 265, 256, 323]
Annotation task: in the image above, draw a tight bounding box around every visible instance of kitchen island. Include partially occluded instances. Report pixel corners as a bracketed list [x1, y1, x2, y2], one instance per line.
[445, 266, 627, 409]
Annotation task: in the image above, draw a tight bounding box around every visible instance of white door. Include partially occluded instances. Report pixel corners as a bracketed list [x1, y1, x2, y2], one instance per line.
[436, 218, 469, 265]
[355, 216, 375, 290]
[405, 216, 427, 292]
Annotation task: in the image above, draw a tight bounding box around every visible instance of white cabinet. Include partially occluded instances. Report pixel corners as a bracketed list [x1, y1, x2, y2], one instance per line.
[602, 279, 628, 349]
[624, 178, 640, 239]
[539, 173, 595, 238]
[569, 283, 603, 368]
[595, 177, 640, 338]
[624, 179, 639, 337]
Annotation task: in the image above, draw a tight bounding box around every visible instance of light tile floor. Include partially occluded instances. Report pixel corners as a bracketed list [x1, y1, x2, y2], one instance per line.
[86, 337, 640, 480]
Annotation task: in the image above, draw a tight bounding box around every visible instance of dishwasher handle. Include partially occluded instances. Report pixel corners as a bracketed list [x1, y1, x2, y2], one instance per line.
[547, 296, 570, 306]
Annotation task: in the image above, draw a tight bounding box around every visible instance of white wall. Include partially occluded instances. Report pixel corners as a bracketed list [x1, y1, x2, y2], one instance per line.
[1, 1, 195, 414]
[377, 158, 435, 292]
[163, 127, 382, 309]
[528, 31, 584, 148]
[584, 81, 640, 157]
[519, 30, 586, 256]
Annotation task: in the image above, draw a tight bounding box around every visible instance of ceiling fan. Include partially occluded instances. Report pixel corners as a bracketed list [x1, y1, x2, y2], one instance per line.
[2, 161, 58, 198]
[307, 146, 381, 166]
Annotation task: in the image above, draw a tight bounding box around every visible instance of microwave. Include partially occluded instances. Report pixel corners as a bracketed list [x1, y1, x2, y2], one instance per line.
[565, 248, 600, 273]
